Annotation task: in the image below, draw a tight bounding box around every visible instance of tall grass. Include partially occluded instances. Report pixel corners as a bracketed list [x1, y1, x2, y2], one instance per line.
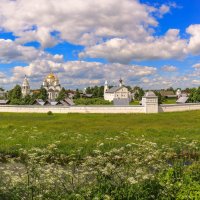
[0, 111, 200, 156]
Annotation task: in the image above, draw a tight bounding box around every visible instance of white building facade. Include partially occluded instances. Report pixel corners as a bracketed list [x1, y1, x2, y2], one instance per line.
[104, 79, 131, 102]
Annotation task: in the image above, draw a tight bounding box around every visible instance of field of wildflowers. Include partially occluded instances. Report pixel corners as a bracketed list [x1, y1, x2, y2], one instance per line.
[0, 112, 200, 199]
[0, 136, 199, 199]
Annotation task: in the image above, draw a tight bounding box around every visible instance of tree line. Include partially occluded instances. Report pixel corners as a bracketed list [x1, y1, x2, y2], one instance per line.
[6, 85, 66, 105]
[2, 84, 200, 105]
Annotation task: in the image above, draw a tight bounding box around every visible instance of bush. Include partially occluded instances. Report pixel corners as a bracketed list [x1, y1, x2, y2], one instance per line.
[47, 111, 53, 115]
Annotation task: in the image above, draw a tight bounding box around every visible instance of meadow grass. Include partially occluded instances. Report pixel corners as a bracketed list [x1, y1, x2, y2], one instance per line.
[0, 111, 200, 156]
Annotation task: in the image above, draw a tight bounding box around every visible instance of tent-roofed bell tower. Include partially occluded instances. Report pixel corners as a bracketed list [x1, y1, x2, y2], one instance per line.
[104, 80, 108, 94]
[22, 75, 30, 97]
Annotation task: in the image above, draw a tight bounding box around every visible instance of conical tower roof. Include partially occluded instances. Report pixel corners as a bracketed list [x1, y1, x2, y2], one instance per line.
[22, 75, 30, 87]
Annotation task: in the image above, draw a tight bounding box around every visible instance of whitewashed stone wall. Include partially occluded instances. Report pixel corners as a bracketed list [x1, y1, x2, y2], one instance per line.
[142, 91, 159, 113]
[0, 105, 145, 114]
[1, 101, 200, 114]
[159, 103, 200, 112]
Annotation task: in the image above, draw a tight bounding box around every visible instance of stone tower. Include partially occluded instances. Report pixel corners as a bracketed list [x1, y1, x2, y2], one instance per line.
[22, 75, 30, 97]
[104, 80, 108, 94]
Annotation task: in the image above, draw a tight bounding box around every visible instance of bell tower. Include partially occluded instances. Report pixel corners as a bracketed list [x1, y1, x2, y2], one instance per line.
[104, 80, 108, 94]
[22, 75, 30, 97]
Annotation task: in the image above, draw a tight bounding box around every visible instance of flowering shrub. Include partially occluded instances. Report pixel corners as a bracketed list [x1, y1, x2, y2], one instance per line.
[0, 136, 199, 199]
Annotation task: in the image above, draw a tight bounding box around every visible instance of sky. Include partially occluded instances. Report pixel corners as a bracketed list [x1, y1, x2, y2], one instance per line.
[0, 0, 200, 90]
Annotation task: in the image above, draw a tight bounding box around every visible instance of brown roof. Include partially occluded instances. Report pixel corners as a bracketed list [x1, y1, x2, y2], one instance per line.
[160, 91, 175, 96]
[31, 90, 40, 94]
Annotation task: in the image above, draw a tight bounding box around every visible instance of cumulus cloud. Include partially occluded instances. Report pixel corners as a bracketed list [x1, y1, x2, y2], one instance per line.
[159, 5, 170, 16]
[0, 72, 6, 79]
[0, 39, 63, 63]
[162, 65, 177, 72]
[80, 29, 188, 63]
[192, 80, 200, 85]
[0, 0, 199, 64]
[187, 24, 200, 55]
[0, 58, 199, 90]
[192, 63, 200, 69]
[0, 60, 156, 89]
[0, 0, 162, 47]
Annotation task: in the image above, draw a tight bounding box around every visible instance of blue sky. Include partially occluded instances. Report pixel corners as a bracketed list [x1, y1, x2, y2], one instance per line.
[0, 0, 200, 89]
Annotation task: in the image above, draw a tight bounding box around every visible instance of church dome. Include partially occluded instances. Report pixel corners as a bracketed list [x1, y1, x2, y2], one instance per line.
[47, 73, 56, 80]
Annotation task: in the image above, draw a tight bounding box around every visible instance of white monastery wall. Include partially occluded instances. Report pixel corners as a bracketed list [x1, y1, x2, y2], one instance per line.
[0, 105, 145, 114]
[1, 102, 200, 114]
[159, 103, 200, 112]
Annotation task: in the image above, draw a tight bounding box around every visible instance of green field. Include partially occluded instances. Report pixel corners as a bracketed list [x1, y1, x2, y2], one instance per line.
[0, 111, 200, 156]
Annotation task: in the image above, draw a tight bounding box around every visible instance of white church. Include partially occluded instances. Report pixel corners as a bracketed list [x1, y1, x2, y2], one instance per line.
[42, 73, 62, 100]
[104, 79, 131, 103]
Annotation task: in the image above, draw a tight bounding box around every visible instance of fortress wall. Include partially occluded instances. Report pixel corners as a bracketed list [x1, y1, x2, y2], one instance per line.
[159, 103, 200, 112]
[0, 105, 145, 114]
[1, 103, 200, 114]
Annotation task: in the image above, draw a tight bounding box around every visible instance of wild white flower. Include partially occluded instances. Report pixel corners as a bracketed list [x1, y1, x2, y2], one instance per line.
[99, 143, 104, 147]
[127, 177, 138, 185]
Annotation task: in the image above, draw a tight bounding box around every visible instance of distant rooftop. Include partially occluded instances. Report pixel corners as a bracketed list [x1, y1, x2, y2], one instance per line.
[176, 97, 189, 104]
[144, 91, 156, 97]
[106, 86, 123, 93]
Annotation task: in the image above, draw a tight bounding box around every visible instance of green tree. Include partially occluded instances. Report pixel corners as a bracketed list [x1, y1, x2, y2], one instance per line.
[22, 94, 32, 105]
[56, 87, 66, 101]
[8, 85, 22, 104]
[38, 87, 48, 101]
[166, 87, 174, 92]
[12, 85, 22, 100]
[154, 91, 165, 104]
[134, 87, 144, 101]
[86, 87, 92, 94]
[92, 86, 99, 97]
[188, 87, 200, 103]
[97, 86, 104, 98]
[74, 89, 81, 99]
[126, 85, 132, 92]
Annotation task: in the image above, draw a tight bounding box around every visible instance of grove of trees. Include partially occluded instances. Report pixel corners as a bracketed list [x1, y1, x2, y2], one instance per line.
[6, 85, 67, 105]
[188, 87, 200, 102]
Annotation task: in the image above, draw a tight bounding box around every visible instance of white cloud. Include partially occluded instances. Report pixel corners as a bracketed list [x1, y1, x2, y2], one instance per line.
[159, 5, 170, 16]
[0, 0, 161, 47]
[0, 0, 199, 64]
[162, 65, 177, 72]
[192, 63, 200, 69]
[192, 80, 200, 85]
[80, 29, 188, 63]
[187, 24, 200, 55]
[0, 39, 63, 63]
[1, 59, 199, 90]
[0, 60, 156, 89]
[0, 72, 6, 79]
